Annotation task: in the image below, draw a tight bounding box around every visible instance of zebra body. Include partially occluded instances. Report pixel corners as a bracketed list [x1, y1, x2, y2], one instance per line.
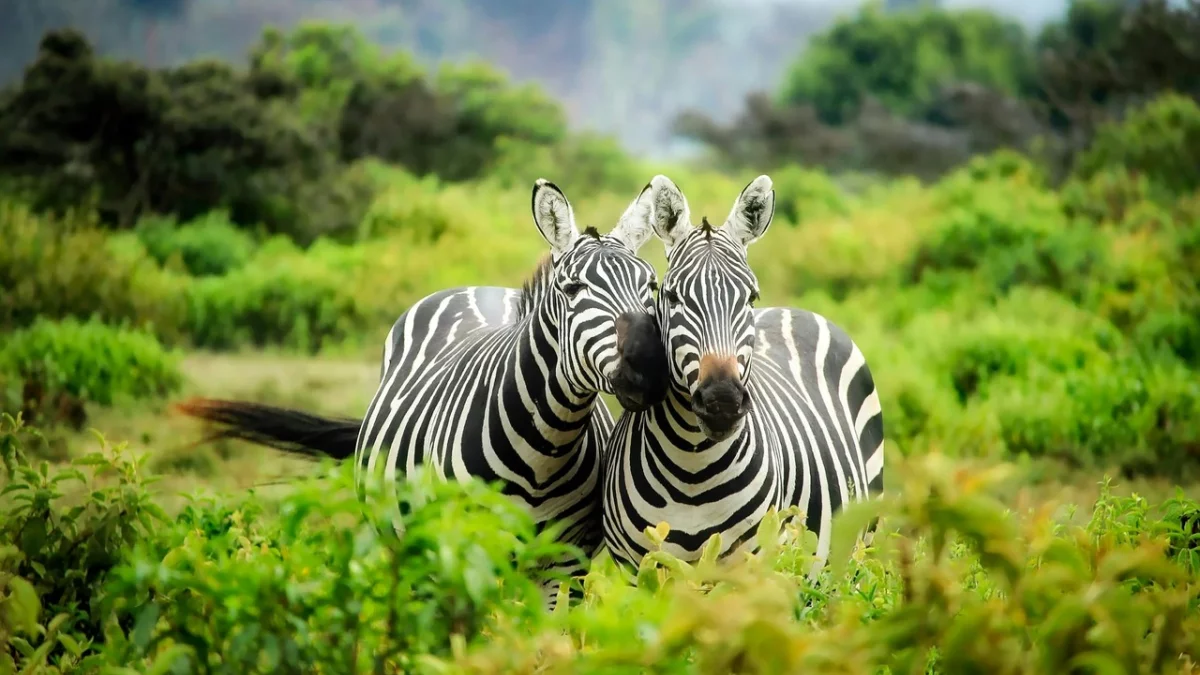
[601, 175, 885, 573]
[177, 179, 668, 607]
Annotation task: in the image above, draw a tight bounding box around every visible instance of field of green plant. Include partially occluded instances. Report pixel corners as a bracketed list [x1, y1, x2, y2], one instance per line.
[4, 1, 1200, 672]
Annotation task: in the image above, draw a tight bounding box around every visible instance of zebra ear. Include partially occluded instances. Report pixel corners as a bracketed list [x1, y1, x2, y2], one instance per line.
[608, 182, 655, 253]
[531, 178, 580, 257]
[725, 174, 775, 248]
[646, 174, 693, 252]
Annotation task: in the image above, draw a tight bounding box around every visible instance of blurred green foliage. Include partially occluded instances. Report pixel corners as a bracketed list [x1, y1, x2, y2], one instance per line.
[0, 318, 183, 429]
[3, 415, 1200, 673]
[780, 2, 1037, 125]
[135, 212, 258, 277]
[0, 23, 578, 242]
[678, 0, 1200, 181]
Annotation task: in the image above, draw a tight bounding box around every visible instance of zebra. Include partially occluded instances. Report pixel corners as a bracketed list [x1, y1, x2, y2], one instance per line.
[175, 178, 670, 608]
[600, 174, 885, 577]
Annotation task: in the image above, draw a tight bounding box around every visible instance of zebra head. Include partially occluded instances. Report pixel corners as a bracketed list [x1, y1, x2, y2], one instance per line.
[531, 179, 668, 412]
[645, 174, 775, 442]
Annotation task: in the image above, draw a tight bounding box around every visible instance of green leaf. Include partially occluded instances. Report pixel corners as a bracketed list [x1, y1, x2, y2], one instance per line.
[58, 632, 83, 657]
[699, 533, 723, 568]
[756, 506, 783, 556]
[828, 499, 886, 582]
[636, 554, 661, 593]
[132, 603, 161, 651]
[5, 576, 41, 635]
[144, 645, 194, 675]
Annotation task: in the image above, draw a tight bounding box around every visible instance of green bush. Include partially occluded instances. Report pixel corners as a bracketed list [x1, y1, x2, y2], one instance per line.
[770, 164, 855, 224]
[183, 244, 377, 353]
[1079, 204, 1200, 367]
[927, 290, 1121, 403]
[0, 198, 186, 337]
[4, 417, 1200, 673]
[905, 170, 1100, 297]
[135, 211, 258, 277]
[488, 133, 645, 197]
[0, 318, 183, 430]
[0, 318, 183, 414]
[104, 465, 573, 673]
[0, 415, 168, 670]
[989, 357, 1200, 476]
[357, 171, 455, 243]
[1072, 93, 1200, 199]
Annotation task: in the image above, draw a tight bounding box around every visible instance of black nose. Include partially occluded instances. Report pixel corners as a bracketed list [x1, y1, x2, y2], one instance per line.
[692, 377, 751, 432]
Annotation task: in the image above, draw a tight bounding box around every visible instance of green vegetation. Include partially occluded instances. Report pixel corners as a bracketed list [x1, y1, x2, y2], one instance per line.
[0, 319, 183, 431]
[676, 0, 1200, 180]
[3, 415, 1200, 673]
[2, 1, 1200, 671]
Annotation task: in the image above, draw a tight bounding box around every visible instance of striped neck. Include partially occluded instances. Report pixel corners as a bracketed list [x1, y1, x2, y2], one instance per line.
[501, 289, 599, 455]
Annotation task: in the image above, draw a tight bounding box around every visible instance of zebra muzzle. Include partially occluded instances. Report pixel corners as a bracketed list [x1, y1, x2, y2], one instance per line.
[692, 378, 752, 435]
[612, 311, 669, 411]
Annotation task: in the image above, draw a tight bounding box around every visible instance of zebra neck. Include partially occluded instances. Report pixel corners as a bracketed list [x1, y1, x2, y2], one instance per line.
[503, 299, 599, 454]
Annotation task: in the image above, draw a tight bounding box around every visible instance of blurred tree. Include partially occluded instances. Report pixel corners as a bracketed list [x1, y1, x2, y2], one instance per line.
[778, 1, 1038, 125]
[0, 29, 324, 234]
[674, 0, 1200, 182]
[1036, 0, 1200, 153]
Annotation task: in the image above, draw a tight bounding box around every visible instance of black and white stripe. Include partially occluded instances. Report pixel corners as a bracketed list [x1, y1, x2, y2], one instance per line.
[601, 174, 885, 574]
[354, 179, 666, 606]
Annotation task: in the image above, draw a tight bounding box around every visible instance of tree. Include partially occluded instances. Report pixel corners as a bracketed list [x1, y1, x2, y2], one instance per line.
[778, 1, 1037, 125]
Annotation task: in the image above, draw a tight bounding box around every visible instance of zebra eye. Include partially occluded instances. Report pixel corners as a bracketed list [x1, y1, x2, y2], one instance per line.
[663, 288, 681, 305]
[562, 281, 587, 298]
[648, 279, 659, 293]
[749, 290, 760, 307]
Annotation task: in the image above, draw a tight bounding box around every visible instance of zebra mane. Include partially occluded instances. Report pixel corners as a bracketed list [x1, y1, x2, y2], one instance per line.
[517, 254, 555, 319]
[516, 227, 602, 319]
[699, 216, 715, 240]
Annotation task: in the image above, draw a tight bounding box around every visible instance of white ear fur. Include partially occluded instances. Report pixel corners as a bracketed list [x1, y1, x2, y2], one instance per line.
[725, 174, 774, 248]
[531, 178, 580, 258]
[608, 182, 655, 253]
[646, 174, 693, 251]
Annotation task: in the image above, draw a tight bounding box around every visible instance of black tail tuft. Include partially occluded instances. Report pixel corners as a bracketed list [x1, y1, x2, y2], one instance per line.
[172, 397, 361, 461]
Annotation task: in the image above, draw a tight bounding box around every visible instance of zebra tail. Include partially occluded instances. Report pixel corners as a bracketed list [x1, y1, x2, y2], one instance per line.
[172, 397, 360, 461]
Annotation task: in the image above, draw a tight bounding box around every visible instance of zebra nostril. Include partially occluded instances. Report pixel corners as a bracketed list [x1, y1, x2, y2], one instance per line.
[692, 388, 707, 410]
[739, 387, 752, 413]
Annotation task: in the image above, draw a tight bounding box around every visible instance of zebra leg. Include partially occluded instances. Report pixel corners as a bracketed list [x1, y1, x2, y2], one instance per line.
[538, 550, 589, 613]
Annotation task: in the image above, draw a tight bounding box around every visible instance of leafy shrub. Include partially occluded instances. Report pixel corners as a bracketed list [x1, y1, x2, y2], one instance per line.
[103, 464, 574, 673]
[0, 318, 183, 429]
[1060, 165, 1161, 225]
[357, 172, 456, 243]
[451, 454, 1200, 674]
[0, 414, 168, 671]
[905, 171, 1100, 296]
[135, 211, 258, 277]
[1072, 93, 1200, 199]
[0, 198, 186, 337]
[989, 357, 1200, 477]
[489, 133, 645, 197]
[183, 244, 379, 352]
[1081, 219, 1200, 366]
[5, 416, 1200, 673]
[770, 164, 855, 224]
